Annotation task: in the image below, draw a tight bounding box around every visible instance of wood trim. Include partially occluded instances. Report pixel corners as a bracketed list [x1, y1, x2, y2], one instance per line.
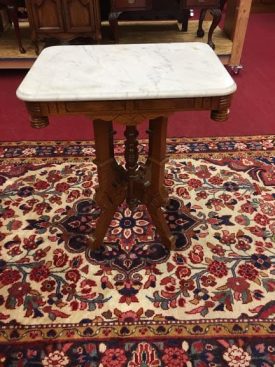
[25, 94, 233, 128]
[0, 58, 35, 69]
[224, 0, 252, 67]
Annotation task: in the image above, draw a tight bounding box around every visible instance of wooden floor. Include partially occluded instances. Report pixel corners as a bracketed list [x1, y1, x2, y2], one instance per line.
[0, 20, 233, 69]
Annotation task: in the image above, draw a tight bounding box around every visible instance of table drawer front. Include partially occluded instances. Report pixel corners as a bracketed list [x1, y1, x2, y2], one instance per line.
[182, 0, 220, 7]
[63, 101, 126, 113]
[112, 0, 152, 11]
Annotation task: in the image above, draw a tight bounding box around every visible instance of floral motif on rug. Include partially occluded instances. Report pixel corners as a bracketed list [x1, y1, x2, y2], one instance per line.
[0, 136, 274, 367]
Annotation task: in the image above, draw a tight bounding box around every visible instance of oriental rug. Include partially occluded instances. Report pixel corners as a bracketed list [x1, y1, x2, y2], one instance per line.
[0, 136, 274, 367]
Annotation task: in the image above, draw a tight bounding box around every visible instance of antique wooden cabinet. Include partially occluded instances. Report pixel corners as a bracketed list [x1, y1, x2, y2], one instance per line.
[109, 0, 223, 47]
[109, 0, 191, 42]
[26, 0, 101, 53]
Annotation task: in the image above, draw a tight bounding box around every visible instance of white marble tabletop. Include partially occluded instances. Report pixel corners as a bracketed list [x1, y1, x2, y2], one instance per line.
[16, 43, 236, 102]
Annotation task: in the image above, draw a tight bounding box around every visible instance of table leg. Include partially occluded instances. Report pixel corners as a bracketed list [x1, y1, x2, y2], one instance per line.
[6, 3, 25, 53]
[197, 7, 222, 49]
[90, 118, 175, 251]
[179, 9, 190, 32]
[144, 116, 175, 249]
[197, 8, 207, 38]
[207, 8, 222, 49]
[89, 119, 126, 250]
[109, 11, 121, 42]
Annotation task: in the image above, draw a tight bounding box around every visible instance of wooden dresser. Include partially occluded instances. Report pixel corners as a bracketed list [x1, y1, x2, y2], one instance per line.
[26, 0, 101, 54]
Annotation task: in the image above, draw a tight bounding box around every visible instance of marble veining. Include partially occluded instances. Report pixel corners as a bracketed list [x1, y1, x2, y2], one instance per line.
[16, 43, 236, 102]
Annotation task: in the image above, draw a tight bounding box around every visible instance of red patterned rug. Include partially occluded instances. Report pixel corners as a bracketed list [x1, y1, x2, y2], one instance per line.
[0, 136, 274, 367]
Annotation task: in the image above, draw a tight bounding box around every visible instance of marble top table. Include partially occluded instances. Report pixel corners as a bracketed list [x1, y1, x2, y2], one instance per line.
[17, 42, 236, 251]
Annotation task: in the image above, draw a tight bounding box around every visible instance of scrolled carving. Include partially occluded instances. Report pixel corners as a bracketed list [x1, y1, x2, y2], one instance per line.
[89, 112, 170, 125]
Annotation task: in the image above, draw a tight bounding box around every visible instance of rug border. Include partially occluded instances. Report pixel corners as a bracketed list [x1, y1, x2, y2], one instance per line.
[0, 319, 273, 344]
[0, 135, 274, 163]
[1, 134, 274, 144]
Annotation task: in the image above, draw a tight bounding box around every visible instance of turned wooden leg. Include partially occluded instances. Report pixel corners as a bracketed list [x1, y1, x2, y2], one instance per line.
[89, 119, 126, 250]
[124, 125, 140, 209]
[7, 4, 25, 53]
[144, 116, 175, 250]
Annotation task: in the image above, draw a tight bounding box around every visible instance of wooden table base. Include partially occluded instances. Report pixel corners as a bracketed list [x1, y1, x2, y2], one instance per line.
[89, 116, 175, 251]
[23, 93, 234, 252]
